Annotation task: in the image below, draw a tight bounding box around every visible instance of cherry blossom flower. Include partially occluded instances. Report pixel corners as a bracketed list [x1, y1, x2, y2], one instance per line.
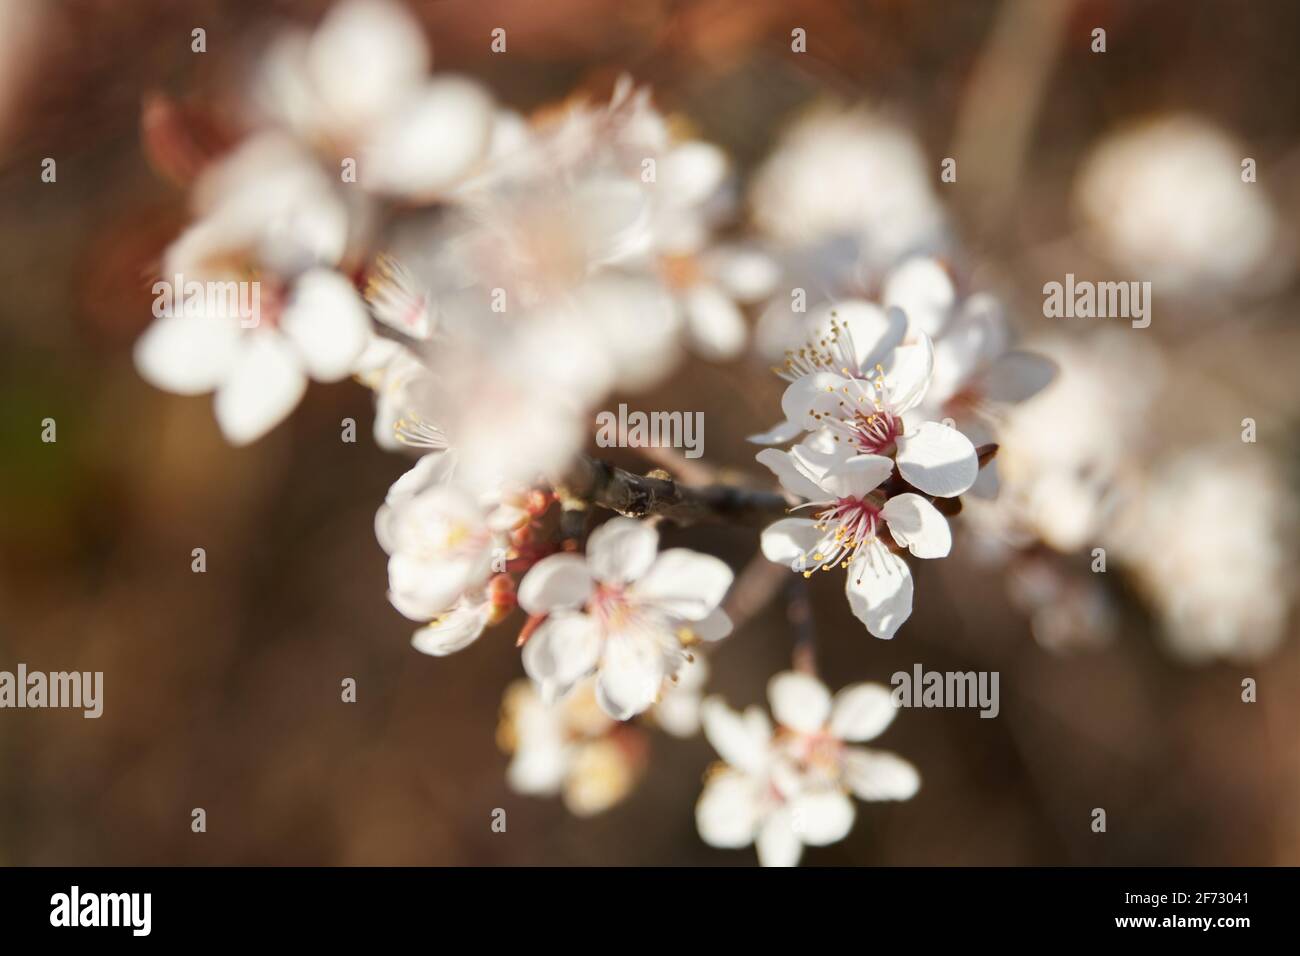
[696, 671, 919, 867]
[516, 518, 734, 720]
[758, 444, 952, 639]
[134, 133, 370, 445]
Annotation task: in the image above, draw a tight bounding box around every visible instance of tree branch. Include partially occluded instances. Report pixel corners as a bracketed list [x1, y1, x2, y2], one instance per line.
[557, 455, 789, 528]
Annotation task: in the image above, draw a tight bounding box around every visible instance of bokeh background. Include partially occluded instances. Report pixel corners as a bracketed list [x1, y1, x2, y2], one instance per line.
[2, 0, 1299, 865]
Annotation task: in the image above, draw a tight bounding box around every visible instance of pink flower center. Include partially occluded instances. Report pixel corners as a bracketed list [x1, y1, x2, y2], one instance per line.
[805, 496, 882, 574]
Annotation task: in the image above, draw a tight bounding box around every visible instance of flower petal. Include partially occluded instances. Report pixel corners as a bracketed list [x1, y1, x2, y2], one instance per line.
[768, 671, 831, 733]
[895, 421, 978, 498]
[760, 518, 824, 567]
[279, 268, 371, 382]
[683, 283, 747, 360]
[819, 454, 894, 499]
[701, 697, 772, 775]
[361, 76, 495, 199]
[696, 769, 761, 849]
[595, 632, 665, 720]
[516, 554, 595, 614]
[521, 611, 602, 692]
[881, 492, 952, 559]
[810, 299, 907, 371]
[410, 599, 492, 657]
[756, 448, 825, 501]
[829, 683, 898, 742]
[884, 256, 954, 338]
[881, 331, 934, 414]
[746, 418, 804, 445]
[789, 789, 856, 846]
[842, 747, 921, 801]
[756, 809, 803, 867]
[214, 331, 306, 445]
[633, 549, 733, 621]
[134, 313, 240, 395]
[845, 544, 913, 639]
[585, 517, 659, 585]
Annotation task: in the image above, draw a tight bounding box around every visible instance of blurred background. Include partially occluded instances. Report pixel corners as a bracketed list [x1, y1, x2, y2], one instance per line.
[1, 0, 1298, 865]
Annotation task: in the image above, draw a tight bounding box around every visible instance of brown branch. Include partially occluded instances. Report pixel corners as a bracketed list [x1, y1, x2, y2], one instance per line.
[558, 455, 789, 528]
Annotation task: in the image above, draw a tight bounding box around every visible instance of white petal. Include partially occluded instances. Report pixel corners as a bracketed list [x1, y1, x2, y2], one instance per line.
[521, 612, 602, 691]
[709, 246, 780, 303]
[779, 371, 849, 429]
[760, 518, 823, 567]
[884, 256, 954, 338]
[134, 313, 240, 395]
[386, 554, 479, 621]
[701, 697, 772, 775]
[362, 77, 494, 199]
[585, 518, 659, 585]
[882, 331, 934, 413]
[213, 331, 306, 445]
[633, 549, 733, 621]
[410, 600, 492, 656]
[896, 421, 979, 498]
[829, 683, 897, 742]
[661, 140, 728, 206]
[695, 770, 761, 849]
[842, 747, 921, 801]
[819, 454, 894, 499]
[768, 671, 831, 733]
[881, 492, 952, 559]
[756, 448, 824, 501]
[746, 418, 804, 445]
[506, 743, 568, 797]
[595, 632, 665, 720]
[756, 809, 803, 867]
[691, 608, 732, 642]
[845, 545, 914, 640]
[982, 350, 1057, 403]
[516, 554, 594, 614]
[789, 790, 856, 846]
[683, 284, 747, 360]
[307, 0, 428, 130]
[279, 269, 371, 382]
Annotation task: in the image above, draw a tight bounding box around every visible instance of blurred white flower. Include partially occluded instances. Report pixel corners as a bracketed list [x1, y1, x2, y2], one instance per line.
[1110, 448, 1295, 663]
[498, 678, 645, 817]
[516, 518, 733, 720]
[750, 106, 947, 274]
[971, 331, 1161, 553]
[134, 133, 370, 444]
[696, 671, 918, 867]
[255, 0, 495, 201]
[1074, 114, 1292, 296]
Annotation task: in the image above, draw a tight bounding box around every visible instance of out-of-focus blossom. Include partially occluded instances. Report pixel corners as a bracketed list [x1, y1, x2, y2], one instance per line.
[1074, 115, 1293, 296]
[134, 133, 370, 444]
[1109, 448, 1295, 664]
[750, 105, 947, 275]
[254, 0, 496, 201]
[498, 678, 646, 817]
[696, 671, 918, 867]
[970, 331, 1162, 553]
[516, 518, 733, 720]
